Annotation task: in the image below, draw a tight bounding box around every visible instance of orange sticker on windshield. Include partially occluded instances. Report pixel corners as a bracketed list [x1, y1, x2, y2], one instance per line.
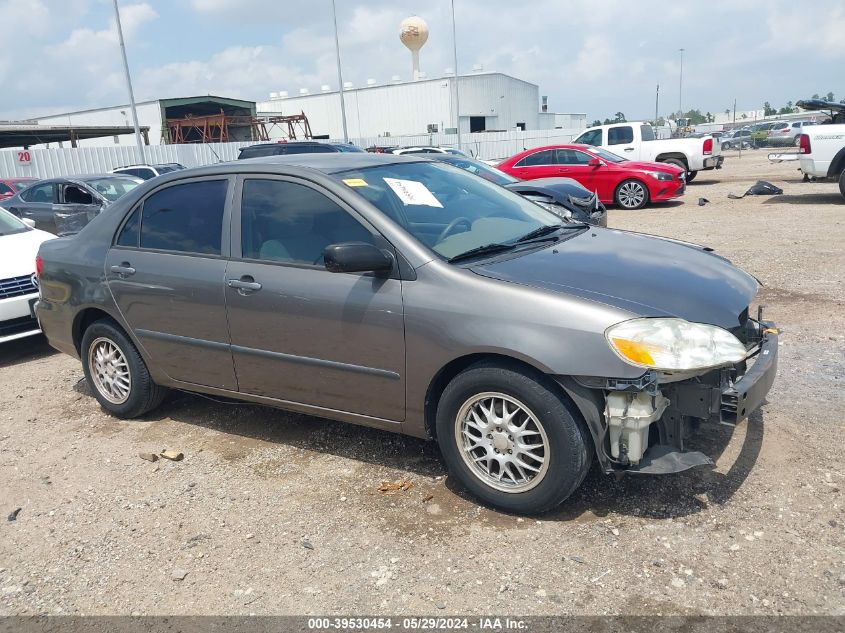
[343, 178, 368, 187]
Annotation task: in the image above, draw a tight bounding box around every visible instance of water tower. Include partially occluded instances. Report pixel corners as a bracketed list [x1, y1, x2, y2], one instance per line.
[399, 16, 429, 81]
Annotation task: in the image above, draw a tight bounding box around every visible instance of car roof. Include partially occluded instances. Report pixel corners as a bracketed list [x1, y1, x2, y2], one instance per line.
[234, 152, 426, 173]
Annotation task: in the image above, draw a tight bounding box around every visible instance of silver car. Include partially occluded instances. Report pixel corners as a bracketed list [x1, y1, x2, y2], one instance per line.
[35, 154, 778, 514]
[767, 120, 815, 146]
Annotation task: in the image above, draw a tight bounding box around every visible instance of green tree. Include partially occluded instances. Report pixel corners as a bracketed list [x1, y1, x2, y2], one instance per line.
[812, 93, 820, 99]
[826, 92, 835, 101]
[603, 118, 612, 125]
[705, 112, 713, 123]
[724, 108, 730, 115]
[763, 102, 776, 116]
[591, 119, 602, 127]
[613, 112, 626, 123]
[655, 116, 666, 126]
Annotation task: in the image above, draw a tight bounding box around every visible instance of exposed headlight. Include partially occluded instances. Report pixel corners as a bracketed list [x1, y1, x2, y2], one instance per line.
[606, 318, 747, 371]
[644, 171, 674, 181]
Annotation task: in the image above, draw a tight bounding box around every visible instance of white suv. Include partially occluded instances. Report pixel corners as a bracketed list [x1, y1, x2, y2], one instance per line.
[110, 163, 186, 181]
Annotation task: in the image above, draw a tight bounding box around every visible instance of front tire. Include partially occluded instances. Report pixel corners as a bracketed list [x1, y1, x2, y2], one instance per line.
[435, 363, 591, 514]
[81, 319, 167, 418]
[614, 179, 649, 209]
[686, 170, 698, 183]
[838, 170, 845, 200]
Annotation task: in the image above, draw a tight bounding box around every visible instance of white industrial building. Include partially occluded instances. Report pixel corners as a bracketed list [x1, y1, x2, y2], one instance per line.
[257, 72, 585, 139]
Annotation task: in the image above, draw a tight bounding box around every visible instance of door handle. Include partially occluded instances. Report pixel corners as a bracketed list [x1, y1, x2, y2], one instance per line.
[110, 263, 136, 277]
[227, 277, 262, 293]
[623, 147, 635, 152]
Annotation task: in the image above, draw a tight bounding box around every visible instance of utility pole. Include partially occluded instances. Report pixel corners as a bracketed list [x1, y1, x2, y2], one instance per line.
[678, 48, 685, 117]
[331, 0, 349, 142]
[450, 0, 462, 151]
[655, 84, 659, 125]
[113, 0, 144, 163]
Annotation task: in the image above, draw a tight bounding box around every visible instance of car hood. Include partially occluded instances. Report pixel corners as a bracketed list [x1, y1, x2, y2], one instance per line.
[619, 160, 683, 174]
[0, 228, 56, 279]
[471, 228, 759, 329]
[506, 177, 590, 196]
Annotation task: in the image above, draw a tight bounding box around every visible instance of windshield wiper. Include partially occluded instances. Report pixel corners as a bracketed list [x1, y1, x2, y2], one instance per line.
[448, 242, 516, 263]
[514, 223, 585, 243]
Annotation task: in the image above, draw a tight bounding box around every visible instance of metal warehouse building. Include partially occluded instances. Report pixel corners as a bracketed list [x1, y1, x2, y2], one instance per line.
[257, 72, 584, 139]
[30, 95, 257, 147]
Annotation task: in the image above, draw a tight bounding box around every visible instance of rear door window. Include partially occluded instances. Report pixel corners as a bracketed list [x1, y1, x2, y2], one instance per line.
[139, 180, 228, 255]
[515, 149, 555, 167]
[607, 126, 634, 145]
[20, 182, 54, 203]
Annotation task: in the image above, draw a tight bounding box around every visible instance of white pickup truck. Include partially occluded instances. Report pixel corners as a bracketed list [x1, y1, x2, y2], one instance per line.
[797, 123, 845, 198]
[572, 122, 723, 182]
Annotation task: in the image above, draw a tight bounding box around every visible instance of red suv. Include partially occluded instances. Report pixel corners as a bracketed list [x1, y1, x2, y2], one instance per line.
[497, 145, 685, 209]
[0, 178, 36, 202]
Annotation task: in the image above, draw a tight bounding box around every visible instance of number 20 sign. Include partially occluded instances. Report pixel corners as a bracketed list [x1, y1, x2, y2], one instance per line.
[17, 150, 32, 165]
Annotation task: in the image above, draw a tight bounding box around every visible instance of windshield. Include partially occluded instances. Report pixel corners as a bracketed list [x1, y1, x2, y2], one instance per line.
[0, 208, 28, 236]
[440, 158, 518, 186]
[83, 178, 139, 201]
[336, 144, 365, 153]
[591, 147, 626, 163]
[334, 161, 563, 260]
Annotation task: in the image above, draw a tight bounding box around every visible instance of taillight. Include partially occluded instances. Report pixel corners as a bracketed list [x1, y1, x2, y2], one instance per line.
[798, 134, 811, 154]
[35, 255, 43, 278]
[703, 138, 713, 155]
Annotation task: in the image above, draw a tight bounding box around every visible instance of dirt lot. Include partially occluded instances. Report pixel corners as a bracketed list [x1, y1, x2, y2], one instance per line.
[1, 150, 843, 616]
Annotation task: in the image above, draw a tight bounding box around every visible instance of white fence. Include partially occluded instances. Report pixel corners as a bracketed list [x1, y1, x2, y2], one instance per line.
[0, 128, 581, 179]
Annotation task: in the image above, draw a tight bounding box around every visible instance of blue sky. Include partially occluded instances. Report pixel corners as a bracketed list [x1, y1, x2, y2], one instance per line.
[1, 0, 843, 121]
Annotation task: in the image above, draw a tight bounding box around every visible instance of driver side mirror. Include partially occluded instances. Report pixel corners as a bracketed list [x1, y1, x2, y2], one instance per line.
[588, 157, 604, 167]
[323, 242, 393, 274]
[21, 218, 35, 229]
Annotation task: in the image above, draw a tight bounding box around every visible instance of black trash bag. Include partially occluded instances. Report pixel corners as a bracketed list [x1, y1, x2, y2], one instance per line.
[728, 180, 783, 199]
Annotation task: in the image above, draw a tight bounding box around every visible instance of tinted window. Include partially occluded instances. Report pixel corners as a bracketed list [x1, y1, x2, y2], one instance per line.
[241, 179, 374, 265]
[0, 183, 12, 195]
[554, 149, 592, 165]
[140, 180, 227, 255]
[63, 184, 95, 205]
[640, 125, 656, 141]
[515, 149, 555, 167]
[116, 207, 140, 247]
[573, 129, 602, 146]
[608, 126, 634, 145]
[21, 182, 53, 203]
[238, 145, 280, 159]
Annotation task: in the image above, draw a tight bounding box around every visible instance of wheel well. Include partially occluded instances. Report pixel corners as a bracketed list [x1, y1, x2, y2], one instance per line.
[423, 353, 560, 439]
[655, 153, 688, 167]
[72, 308, 116, 354]
[828, 147, 845, 178]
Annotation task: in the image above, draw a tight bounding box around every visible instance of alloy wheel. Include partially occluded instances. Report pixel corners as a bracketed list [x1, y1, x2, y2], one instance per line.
[617, 181, 646, 209]
[455, 392, 550, 493]
[88, 337, 131, 404]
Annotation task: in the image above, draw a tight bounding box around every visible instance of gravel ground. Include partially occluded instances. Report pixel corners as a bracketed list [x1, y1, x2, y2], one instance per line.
[0, 150, 843, 616]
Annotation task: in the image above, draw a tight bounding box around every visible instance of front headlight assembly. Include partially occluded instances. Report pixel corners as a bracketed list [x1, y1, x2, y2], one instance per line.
[606, 318, 747, 371]
[643, 171, 674, 181]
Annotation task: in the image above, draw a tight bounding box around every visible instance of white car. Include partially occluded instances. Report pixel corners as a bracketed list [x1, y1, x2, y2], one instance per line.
[391, 147, 470, 157]
[110, 163, 185, 181]
[0, 209, 56, 343]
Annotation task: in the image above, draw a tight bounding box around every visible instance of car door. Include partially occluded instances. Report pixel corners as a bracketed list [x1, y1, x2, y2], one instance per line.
[550, 148, 597, 191]
[607, 125, 638, 158]
[507, 149, 558, 180]
[224, 175, 406, 422]
[105, 177, 238, 391]
[55, 182, 104, 235]
[11, 181, 57, 233]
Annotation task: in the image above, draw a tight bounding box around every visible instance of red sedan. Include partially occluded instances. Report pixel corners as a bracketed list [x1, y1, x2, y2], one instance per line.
[497, 144, 685, 210]
[0, 178, 36, 202]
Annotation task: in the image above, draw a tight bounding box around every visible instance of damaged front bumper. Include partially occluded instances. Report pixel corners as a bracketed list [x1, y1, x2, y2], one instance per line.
[566, 320, 778, 476]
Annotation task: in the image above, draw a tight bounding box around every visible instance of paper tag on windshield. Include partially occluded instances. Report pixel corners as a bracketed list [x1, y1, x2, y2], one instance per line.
[342, 178, 368, 187]
[383, 178, 443, 208]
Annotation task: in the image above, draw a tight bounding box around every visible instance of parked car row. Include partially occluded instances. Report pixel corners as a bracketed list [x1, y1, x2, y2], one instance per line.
[719, 120, 818, 150]
[33, 152, 778, 514]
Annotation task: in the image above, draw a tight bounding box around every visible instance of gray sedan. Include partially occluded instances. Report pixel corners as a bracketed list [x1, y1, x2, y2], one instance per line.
[1, 174, 141, 235]
[35, 154, 778, 514]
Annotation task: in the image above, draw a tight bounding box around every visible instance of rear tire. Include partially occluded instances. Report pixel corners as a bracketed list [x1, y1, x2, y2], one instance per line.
[662, 158, 689, 180]
[81, 319, 168, 419]
[614, 179, 649, 210]
[435, 362, 591, 514]
[721, 142, 731, 151]
[838, 170, 845, 200]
